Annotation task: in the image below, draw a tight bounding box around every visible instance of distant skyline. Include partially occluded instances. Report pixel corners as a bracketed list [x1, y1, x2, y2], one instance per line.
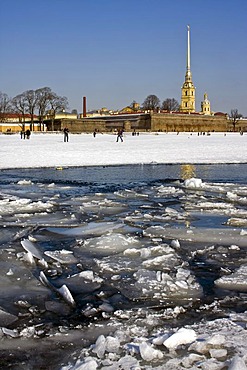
[1, 0, 247, 116]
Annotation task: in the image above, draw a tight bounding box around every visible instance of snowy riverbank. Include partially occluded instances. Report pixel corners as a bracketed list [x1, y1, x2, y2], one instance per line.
[1, 131, 247, 169]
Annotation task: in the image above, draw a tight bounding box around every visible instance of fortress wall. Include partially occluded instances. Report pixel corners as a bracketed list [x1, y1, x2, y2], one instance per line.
[150, 113, 228, 132]
[59, 114, 230, 133]
[60, 115, 151, 133]
[60, 119, 107, 133]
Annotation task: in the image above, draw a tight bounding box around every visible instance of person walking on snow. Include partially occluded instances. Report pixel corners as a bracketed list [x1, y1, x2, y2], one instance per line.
[116, 128, 123, 142]
[63, 127, 69, 142]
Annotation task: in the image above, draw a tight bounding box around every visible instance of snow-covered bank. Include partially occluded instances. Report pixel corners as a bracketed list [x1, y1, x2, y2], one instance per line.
[1, 132, 247, 169]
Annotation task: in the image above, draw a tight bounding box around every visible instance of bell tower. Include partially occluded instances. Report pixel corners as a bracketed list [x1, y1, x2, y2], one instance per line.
[180, 25, 196, 113]
[201, 93, 211, 115]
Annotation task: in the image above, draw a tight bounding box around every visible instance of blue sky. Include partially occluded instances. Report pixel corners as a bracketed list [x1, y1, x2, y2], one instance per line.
[1, 0, 246, 115]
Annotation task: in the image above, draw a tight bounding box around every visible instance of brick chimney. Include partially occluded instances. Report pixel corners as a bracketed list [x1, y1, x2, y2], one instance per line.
[83, 96, 87, 117]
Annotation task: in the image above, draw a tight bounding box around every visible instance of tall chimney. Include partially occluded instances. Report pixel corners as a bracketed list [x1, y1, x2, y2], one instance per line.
[83, 96, 87, 117]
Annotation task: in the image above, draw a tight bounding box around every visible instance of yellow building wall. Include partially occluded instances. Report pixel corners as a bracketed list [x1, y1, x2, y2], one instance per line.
[0, 123, 45, 133]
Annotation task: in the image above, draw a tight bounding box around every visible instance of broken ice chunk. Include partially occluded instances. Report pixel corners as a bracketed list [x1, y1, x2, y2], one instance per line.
[21, 239, 43, 260]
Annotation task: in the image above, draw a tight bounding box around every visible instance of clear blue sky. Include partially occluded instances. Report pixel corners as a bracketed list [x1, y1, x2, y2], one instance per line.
[1, 0, 246, 115]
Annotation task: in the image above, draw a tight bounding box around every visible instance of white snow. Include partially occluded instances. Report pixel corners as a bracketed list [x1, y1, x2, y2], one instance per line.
[0, 131, 247, 169]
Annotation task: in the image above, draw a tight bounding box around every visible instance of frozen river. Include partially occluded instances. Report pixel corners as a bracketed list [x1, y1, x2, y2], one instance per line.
[0, 164, 247, 369]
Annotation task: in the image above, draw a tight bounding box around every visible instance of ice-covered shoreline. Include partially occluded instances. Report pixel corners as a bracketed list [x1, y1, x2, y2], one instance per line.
[1, 131, 247, 169]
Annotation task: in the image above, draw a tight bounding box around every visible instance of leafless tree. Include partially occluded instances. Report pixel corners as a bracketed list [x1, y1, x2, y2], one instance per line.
[48, 93, 69, 131]
[12, 93, 28, 130]
[229, 109, 242, 131]
[24, 90, 39, 130]
[161, 98, 179, 112]
[36, 87, 53, 130]
[142, 95, 160, 111]
[0, 92, 12, 122]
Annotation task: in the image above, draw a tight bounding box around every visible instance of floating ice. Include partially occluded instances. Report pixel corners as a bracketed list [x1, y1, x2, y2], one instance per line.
[80, 197, 126, 215]
[228, 355, 247, 370]
[82, 233, 140, 254]
[227, 217, 247, 227]
[163, 328, 197, 350]
[21, 239, 43, 260]
[72, 270, 103, 283]
[132, 267, 202, 301]
[92, 334, 106, 358]
[2, 327, 19, 338]
[22, 250, 36, 265]
[154, 185, 182, 195]
[184, 178, 203, 188]
[215, 265, 247, 291]
[144, 226, 247, 247]
[46, 221, 124, 236]
[57, 285, 76, 307]
[58, 271, 102, 295]
[139, 341, 163, 361]
[44, 249, 77, 264]
[68, 357, 98, 370]
[17, 179, 33, 185]
[39, 271, 76, 307]
[0, 198, 54, 218]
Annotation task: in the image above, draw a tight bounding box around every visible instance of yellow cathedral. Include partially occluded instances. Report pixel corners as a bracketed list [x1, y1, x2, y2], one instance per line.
[180, 25, 196, 113]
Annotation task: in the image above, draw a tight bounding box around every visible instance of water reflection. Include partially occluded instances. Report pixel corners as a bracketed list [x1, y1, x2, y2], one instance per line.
[180, 164, 196, 180]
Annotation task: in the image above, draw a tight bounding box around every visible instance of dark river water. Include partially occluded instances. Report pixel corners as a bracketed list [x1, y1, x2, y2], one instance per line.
[0, 164, 247, 369]
[1, 163, 246, 187]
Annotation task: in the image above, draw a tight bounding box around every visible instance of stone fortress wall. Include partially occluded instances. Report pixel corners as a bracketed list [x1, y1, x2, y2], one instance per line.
[150, 113, 229, 132]
[59, 113, 244, 133]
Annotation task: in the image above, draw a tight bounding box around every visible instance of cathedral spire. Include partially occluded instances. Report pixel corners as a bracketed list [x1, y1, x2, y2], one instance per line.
[186, 25, 192, 81]
[180, 25, 196, 113]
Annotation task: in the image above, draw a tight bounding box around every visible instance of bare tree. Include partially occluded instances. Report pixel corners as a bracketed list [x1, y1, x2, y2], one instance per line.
[12, 93, 28, 130]
[142, 95, 160, 111]
[3, 87, 70, 132]
[24, 89, 39, 130]
[161, 98, 179, 112]
[36, 87, 52, 131]
[0, 92, 11, 122]
[48, 93, 69, 131]
[229, 109, 242, 131]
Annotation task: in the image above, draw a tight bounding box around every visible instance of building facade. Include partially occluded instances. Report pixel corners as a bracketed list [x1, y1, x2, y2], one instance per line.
[201, 93, 211, 115]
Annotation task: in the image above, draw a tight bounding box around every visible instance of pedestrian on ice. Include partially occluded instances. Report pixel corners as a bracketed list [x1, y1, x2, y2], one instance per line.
[63, 127, 69, 142]
[116, 128, 123, 142]
[20, 129, 26, 139]
[26, 129, 31, 139]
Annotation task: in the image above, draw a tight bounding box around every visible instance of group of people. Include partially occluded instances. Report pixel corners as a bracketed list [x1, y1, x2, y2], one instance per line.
[20, 129, 31, 139]
[21, 127, 140, 142]
[63, 127, 139, 142]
